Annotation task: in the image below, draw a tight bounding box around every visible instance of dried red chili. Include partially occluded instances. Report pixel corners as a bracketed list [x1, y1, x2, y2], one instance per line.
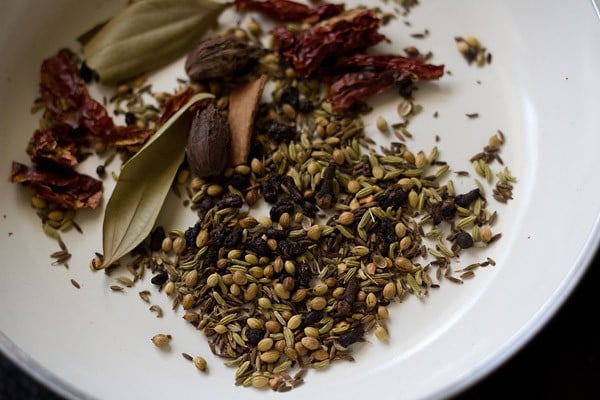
[107, 125, 154, 151]
[10, 49, 160, 210]
[274, 9, 385, 77]
[334, 54, 445, 81]
[327, 70, 415, 113]
[40, 49, 114, 138]
[157, 87, 195, 125]
[30, 126, 80, 168]
[26, 50, 157, 170]
[234, 0, 343, 23]
[10, 162, 103, 209]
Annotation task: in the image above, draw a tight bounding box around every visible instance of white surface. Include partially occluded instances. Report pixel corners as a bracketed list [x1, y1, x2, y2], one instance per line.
[1, 1, 599, 399]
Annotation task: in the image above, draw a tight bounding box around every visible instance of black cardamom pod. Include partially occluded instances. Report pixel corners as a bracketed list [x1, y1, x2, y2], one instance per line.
[185, 35, 265, 81]
[186, 103, 230, 177]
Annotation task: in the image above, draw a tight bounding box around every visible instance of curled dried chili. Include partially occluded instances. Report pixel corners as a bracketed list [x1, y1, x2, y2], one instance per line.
[40, 49, 114, 138]
[274, 9, 385, 77]
[334, 54, 445, 81]
[39, 49, 156, 153]
[108, 125, 154, 151]
[11, 49, 159, 210]
[30, 126, 81, 168]
[327, 70, 416, 113]
[156, 87, 195, 125]
[234, 0, 343, 23]
[9, 162, 103, 209]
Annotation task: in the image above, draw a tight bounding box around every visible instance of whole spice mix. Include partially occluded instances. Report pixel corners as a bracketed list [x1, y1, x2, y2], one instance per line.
[7, 0, 516, 393]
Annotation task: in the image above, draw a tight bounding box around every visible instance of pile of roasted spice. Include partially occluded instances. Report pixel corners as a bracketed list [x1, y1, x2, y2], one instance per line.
[9, 0, 515, 392]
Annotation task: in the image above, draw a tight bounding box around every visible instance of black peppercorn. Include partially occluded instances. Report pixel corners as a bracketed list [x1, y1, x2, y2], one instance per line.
[184, 223, 201, 248]
[151, 272, 168, 286]
[216, 194, 243, 209]
[300, 200, 318, 218]
[223, 227, 242, 248]
[279, 86, 300, 109]
[149, 226, 166, 252]
[96, 165, 106, 178]
[270, 200, 295, 222]
[300, 311, 323, 328]
[377, 219, 397, 253]
[338, 325, 364, 347]
[455, 189, 480, 208]
[295, 262, 312, 288]
[431, 197, 456, 225]
[79, 61, 97, 83]
[262, 173, 282, 204]
[267, 122, 296, 142]
[125, 112, 137, 126]
[264, 228, 288, 240]
[246, 237, 271, 255]
[203, 247, 218, 268]
[455, 231, 474, 249]
[246, 329, 265, 346]
[377, 185, 407, 209]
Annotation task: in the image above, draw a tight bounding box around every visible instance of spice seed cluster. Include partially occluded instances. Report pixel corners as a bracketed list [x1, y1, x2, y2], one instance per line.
[8, 0, 514, 393]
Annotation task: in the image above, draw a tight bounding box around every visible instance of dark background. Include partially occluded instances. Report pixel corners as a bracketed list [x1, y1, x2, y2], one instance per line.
[1, 250, 599, 400]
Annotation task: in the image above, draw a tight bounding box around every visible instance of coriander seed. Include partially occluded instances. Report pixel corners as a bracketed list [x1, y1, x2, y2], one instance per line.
[151, 334, 171, 348]
[194, 356, 208, 372]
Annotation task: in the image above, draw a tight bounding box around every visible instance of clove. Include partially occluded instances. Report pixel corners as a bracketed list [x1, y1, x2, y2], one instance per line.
[315, 163, 336, 209]
[336, 276, 360, 316]
[280, 175, 303, 203]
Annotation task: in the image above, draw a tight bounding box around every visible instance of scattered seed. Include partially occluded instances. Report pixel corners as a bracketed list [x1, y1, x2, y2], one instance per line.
[149, 305, 163, 318]
[151, 334, 171, 348]
[194, 356, 208, 372]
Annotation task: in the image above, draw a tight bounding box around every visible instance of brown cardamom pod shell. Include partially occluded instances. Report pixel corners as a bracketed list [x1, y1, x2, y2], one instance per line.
[186, 103, 230, 177]
[185, 34, 265, 81]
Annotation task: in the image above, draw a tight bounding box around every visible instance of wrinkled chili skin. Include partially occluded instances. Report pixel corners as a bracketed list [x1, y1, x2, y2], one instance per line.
[272, 25, 296, 51]
[234, 0, 344, 23]
[9, 161, 103, 209]
[30, 127, 80, 168]
[157, 87, 195, 125]
[328, 70, 414, 113]
[274, 9, 385, 78]
[41, 49, 114, 137]
[334, 54, 445, 81]
[36, 49, 157, 158]
[108, 125, 153, 150]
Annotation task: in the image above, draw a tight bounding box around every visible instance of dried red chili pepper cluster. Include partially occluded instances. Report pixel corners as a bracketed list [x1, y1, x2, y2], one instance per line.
[235, 0, 444, 113]
[10, 49, 153, 210]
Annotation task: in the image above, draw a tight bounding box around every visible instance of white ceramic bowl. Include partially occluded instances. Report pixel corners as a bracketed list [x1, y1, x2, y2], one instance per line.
[1, 1, 600, 399]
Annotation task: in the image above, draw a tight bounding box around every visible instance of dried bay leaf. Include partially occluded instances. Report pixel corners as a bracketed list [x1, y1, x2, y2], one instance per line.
[100, 92, 214, 268]
[84, 0, 229, 84]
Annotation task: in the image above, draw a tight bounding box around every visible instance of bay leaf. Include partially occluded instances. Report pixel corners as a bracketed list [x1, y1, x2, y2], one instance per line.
[100, 92, 214, 268]
[84, 0, 229, 84]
